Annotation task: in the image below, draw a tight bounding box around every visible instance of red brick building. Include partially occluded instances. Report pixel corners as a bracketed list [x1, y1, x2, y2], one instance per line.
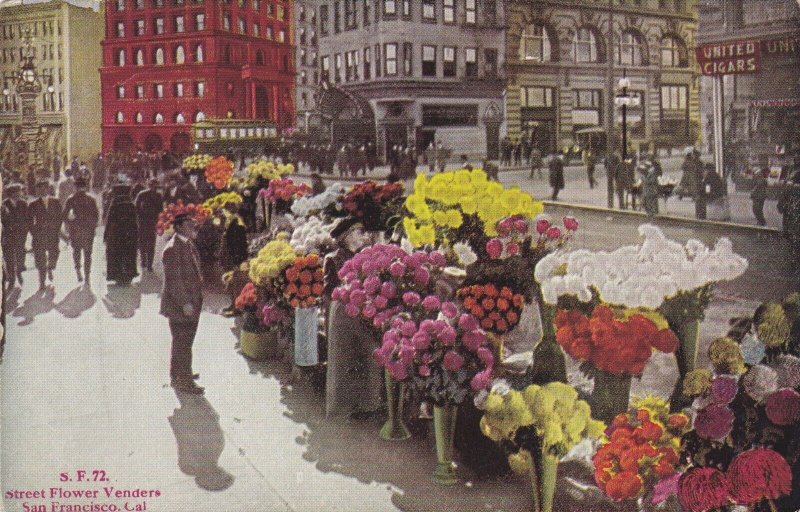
[100, 0, 294, 155]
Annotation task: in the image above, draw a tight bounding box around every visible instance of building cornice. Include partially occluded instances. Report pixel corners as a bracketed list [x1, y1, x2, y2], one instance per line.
[510, 0, 697, 22]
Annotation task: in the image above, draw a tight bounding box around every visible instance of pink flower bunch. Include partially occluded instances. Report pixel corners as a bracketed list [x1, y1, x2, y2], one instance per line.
[261, 303, 289, 328]
[331, 244, 450, 330]
[373, 311, 494, 403]
[485, 215, 578, 259]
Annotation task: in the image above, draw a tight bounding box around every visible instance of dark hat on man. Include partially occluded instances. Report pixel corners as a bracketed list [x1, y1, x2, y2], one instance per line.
[74, 178, 88, 188]
[173, 212, 194, 228]
[112, 184, 132, 197]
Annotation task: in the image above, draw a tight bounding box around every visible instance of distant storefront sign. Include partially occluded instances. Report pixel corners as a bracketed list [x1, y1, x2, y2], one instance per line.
[697, 34, 800, 76]
[751, 98, 800, 108]
[696, 40, 761, 75]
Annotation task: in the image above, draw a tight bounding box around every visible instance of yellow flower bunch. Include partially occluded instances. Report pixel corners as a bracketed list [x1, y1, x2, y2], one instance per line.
[708, 336, 747, 374]
[403, 169, 544, 246]
[756, 302, 791, 348]
[245, 159, 294, 186]
[182, 153, 213, 170]
[480, 382, 605, 470]
[683, 368, 713, 397]
[202, 192, 243, 212]
[248, 235, 297, 286]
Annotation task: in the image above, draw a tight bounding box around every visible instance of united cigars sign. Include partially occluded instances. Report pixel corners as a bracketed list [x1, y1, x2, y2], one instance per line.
[696, 40, 761, 76]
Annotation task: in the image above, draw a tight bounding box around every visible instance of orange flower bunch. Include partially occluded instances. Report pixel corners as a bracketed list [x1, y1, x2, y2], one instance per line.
[234, 282, 258, 310]
[456, 284, 524, 334]
[593, 398, 690, 502]
[205, 156, 234, 189]
[282, 254, 325, 308]
[156, 201, 211, 235]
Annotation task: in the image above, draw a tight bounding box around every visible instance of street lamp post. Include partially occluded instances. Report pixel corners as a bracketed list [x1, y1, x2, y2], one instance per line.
[8, 29, 52, 178]
[614, 69, 640, 163]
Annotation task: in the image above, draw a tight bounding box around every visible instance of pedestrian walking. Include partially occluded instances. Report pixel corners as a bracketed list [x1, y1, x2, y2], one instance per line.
[616, 158, 635, 209]
[2, 183, 30, 290]
[104, 184, 139, 286]
[62, 178, 99, 283]
[58, 170, 76, 208]
[585, 150, 597, 189]
[528, 149, 543, 179]
[640, 164, 660, 218]
[678, 149, 699, 200]
[135, 178, 164, 272]
[605, 152, 620, 209]
[221, 203, 248, 317]
[548, 154, 565, 200]
[28, 181, 63, 291]
[750, 168, 769, 226]
[160, 213, 205, 394]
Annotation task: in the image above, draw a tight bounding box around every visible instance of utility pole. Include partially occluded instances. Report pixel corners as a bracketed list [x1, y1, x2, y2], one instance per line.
[605, 0, 616, 208]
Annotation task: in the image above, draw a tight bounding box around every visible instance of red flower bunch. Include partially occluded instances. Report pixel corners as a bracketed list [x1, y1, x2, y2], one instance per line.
[678, 467, 730, 512]
[554, 305, 679, 376]
[342, 181, 404, 218]
[262, 177, 312, 204]
[282, 254, 325, 308]
[594, 407, 689, 502]
[726, 447, 792, 505]
[234, 282, 257, 310]
[205, 156, 234, 189]
[156, 201, 211, 235]
[456, 284, 524, 334]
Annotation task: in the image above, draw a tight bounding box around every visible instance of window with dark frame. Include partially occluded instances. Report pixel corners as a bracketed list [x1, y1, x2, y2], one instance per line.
[422, 0, 435, 20]
[384, 0, 396, 16]
[364, 47, 371, 79]
[385, 43, 397, 75]
[484, 48, 497, 77]
[422, 45, 436, 76]
[320, 5, 329, 35]
[443, 0, 455, 23]
[465, 47, 477, 77]
[465, 0, 476, 24]
[334, 1, 341, 33]
[443, 46, 456, 77]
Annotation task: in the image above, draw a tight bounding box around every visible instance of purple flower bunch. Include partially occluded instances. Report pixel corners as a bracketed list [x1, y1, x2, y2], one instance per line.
[373, 312, 495, 404]
[693, 374, 738, 441]
[331, 244, 450, 331]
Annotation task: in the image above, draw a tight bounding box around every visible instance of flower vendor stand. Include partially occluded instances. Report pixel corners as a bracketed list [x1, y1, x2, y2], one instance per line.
[379, 370, 411, 441]
[294, 306, 319, 367]
[433, 404, 459, 486]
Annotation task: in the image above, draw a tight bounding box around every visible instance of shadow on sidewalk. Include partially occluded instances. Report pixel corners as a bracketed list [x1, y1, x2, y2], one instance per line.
[55, 284, 96, 319]
[168, 390, 235, 492]
[12, 287, 56, 326]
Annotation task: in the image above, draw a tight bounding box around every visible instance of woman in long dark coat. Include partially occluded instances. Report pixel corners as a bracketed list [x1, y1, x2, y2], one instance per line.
[104, 184, 139, 285]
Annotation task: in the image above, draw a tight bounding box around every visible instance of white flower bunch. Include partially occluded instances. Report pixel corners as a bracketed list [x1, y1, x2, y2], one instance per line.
[289, 215, 336, 254]
[290, 182, 348, 217]
[534, 224, 748, 308]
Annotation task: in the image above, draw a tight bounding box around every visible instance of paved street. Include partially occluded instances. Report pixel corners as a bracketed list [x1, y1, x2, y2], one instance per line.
[2, 205, 796, 512]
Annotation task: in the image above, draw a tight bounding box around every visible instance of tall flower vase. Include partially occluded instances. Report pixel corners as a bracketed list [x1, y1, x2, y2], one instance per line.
[294, 306, 319, 367]
[668, 318, 700, 412]
[379, 370, 411, 441]
[530, 300, 567, 384]
[588, 370, 632, 423]
[529, 451, 558, 512]
[432, 404, 458, 485]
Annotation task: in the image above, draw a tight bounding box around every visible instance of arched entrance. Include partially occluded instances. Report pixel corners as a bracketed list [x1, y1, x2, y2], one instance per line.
[170, 132, 191, 155]
[144, 133, 163, 152]
[113, 134, 135, 153]
[314, 81, 375, 148]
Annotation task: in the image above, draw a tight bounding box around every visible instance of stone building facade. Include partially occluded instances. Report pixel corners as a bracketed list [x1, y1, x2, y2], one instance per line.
[315, 0, 506, 161]
[294, 1, 320, 131]
[505, 0, 700, 156]
[697, 0, 800, 173]
[0, 0, 104, 168]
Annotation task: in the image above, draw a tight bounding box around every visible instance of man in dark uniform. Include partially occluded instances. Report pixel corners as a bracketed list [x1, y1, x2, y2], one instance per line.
[161, 213, 204, 394]
[29, 181, 63, 290]
[63, 178, 99, 283]
[2, 183, 30, 289]
[135, 178, 164, 272]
